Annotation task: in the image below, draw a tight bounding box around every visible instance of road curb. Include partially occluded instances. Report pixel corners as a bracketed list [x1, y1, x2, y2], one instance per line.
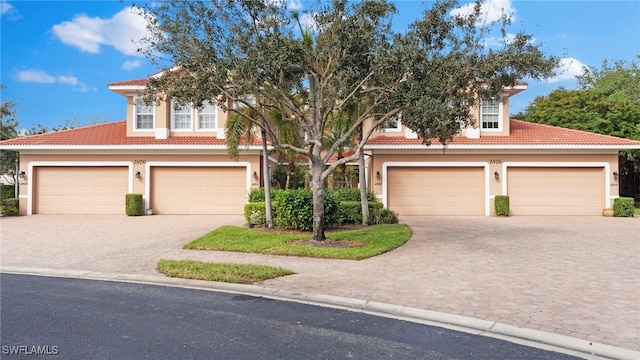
[2, 266, 638, 360]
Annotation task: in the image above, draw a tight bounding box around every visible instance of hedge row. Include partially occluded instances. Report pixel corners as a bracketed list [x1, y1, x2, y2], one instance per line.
[245, 188, 397, 230]
[248, 187, 376, 203]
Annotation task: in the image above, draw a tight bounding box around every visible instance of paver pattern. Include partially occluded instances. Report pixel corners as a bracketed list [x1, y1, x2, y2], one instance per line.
[1, 214, 638, 351]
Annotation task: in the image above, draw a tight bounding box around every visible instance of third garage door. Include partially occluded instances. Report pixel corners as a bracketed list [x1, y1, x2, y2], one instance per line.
[507, 167, 604, 215]
[150, 167, 247, 215]
[387, 167, 485, 215]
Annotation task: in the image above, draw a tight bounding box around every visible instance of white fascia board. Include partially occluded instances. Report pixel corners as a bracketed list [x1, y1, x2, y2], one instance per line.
[107, 85, 146, 91]
[364, 144, 640, 151]
[0, 145, 266, 151]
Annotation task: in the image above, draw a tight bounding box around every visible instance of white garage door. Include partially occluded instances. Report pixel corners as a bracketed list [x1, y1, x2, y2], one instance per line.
[508, 167, 604, 215]
[34, 167, 129, 214]
[387, 167, 485, 215]
[150, 167, 247, 215]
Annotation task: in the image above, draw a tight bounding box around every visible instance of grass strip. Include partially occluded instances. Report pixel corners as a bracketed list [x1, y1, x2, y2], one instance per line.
[157, 259, 294, 284]
[184, 224, 412, 260]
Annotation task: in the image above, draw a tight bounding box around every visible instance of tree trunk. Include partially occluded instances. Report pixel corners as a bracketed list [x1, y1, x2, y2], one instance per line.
[261, 129, 274, 228]
[358, 149, 369, 225]
[310, 159, 326, 241]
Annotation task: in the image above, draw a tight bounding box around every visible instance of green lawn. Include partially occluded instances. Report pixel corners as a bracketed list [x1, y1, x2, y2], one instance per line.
[157, 259, 294, 284]
[184, 224, 413, 260]
[635, 206, 640, 215]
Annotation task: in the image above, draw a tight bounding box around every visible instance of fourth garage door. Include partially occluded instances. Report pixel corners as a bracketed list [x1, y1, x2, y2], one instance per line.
[150, 167, 247, 215]
[387, 167, 485, 215]
[507, 167, 604, 215]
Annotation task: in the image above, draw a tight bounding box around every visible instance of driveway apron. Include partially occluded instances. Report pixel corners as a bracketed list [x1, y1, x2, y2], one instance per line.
[1, 214, 638, 351]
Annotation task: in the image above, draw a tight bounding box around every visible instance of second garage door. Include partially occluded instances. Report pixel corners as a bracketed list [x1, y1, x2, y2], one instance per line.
[387, 167, 486, 215]
[507, 167, 605, 215]
[150, 167, 247, 215]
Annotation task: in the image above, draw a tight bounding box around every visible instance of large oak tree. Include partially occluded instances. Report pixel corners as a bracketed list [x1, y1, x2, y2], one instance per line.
[138, 0, 557, 240]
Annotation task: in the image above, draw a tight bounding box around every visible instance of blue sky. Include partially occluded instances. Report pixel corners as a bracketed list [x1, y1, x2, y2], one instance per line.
[1, 0, 639, 131]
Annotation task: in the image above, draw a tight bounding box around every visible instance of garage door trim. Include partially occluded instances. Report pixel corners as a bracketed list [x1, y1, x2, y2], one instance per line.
[26, 161, 134, 215]
[501, 162, 611, 209]
[144, 161, 253, 213]
[382, 162, 491, 216]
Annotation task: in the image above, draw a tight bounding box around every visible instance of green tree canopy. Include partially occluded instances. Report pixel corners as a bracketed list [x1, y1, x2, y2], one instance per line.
[138, 0, 557, 240]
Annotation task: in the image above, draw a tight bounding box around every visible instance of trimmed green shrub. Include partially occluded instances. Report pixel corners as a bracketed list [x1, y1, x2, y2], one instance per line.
[339, 201, 384, 224]
[125, 193, 143, 216]
[248, 187, 282, 203]
[613, 197, 635, 217]
[369, 207, 399, 225]
[274, 189, 341, 231]
[244, 202, 270, 224]
[1, 184, 15, 200]
[495, 195, 510, 216]
[0, 198, 19, 216]
[332, 188, 376, 202]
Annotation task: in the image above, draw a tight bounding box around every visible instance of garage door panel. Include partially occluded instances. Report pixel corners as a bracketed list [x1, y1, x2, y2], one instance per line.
[388, 167, 485, 216]
[35, 167, 128, 215]
[151, 167, 246, 215]
[508, 167, 604, 216]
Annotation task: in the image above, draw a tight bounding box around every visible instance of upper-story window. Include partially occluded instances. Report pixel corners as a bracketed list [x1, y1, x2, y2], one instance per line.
[172, 101, 192, 131]
[480, 99, 502, 131]
[379, 114, 402, 132]
[197, 100, 217, 130]
[134, 98, 155, 130]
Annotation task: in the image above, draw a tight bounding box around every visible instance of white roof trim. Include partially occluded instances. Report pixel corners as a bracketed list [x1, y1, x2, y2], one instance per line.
[107, 85, 146, 91]
[0, 144, 266, 151]
[364, 144, 640, 150]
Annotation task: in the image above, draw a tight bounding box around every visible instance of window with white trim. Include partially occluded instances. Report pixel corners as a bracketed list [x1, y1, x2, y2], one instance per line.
[171, 101, 192, 130]
[134, 98, 154, 130]
[197, 100, 217, 130]
[480, 99, 502, 131]
[379, 114, 402, 132]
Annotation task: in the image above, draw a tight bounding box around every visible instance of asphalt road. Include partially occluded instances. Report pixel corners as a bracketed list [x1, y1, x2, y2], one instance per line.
[1, 274, 580, 360]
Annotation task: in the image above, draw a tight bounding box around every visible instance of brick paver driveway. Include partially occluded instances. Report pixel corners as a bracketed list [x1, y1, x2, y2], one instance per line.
[1, 214, 638, 351]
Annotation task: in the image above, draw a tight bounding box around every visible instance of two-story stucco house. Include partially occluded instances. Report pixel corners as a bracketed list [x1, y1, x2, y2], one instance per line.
[1, 74, 639, 216]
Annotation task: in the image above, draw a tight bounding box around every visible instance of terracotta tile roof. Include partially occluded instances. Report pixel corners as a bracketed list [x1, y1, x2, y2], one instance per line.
[365, 119, 640, 147]
[2, 119, 638, 149]
[107, 78, 149, 87]
[0, 121, 260, 147]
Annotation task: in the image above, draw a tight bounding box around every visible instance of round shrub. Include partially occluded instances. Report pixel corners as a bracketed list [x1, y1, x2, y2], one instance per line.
[125, 193, 143, 216]
[274, 189, 341, 231]
[495, 195, 510, 216]
[613, 197, 635, 217]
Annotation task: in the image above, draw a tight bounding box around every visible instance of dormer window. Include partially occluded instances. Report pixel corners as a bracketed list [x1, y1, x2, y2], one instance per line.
[171, 101, 192, 131]
[379, 114, 402, 132]
[134, 98, 155, 130]
[480, 99, 502, 131]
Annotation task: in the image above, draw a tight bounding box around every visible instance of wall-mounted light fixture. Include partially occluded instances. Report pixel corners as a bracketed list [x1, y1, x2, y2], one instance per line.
[18, 171, 26, 178]
[494, 171, 499, 180]
[253, 171, 258, 179]
[376, 171, 381, 179]
[135, 171, 141, 179]
[613, 171, 619, 181]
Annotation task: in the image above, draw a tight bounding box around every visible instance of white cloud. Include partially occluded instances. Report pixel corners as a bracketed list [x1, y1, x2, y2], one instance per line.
[51, 6, 149, 56]
[451, 0, 516, 24]
[57, 75, 79, 85]
[547, 57, 587, 83]
[1, 0, 13, 15]
[122, 59, 141, 71]
[16, 69, 55, 83]
[16, 69, 93, 91]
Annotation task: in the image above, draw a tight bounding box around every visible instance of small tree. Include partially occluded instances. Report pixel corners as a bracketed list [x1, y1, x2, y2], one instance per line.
[139, 0, 556, 240]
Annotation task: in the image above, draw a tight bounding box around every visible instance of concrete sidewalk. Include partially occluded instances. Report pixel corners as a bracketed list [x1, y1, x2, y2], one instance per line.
[1, 214, 638, 357]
